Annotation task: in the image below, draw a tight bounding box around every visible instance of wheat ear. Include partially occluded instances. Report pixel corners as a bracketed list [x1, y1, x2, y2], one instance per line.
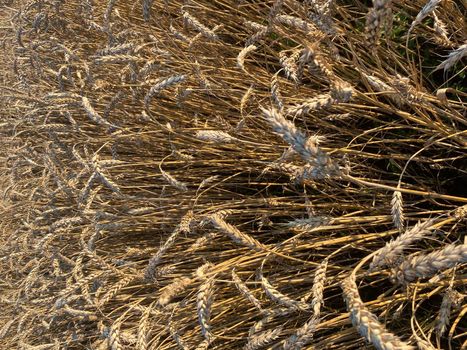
[136, 303, 151, 350]
[237, 45, 257, 71]
[232, 269, 263, 311]
[391, 190, 405, 230]
[244, 327, 282, 350]
[341, 275, 414, 350]
[310, 258, 328, 317]
[261, 107, 337, 173]
[365, 0, 392, 47]
[195, 130, 236, 143]
[434, 44, 467, 73]
[282, 316, 319, 350]
[370, 218, 436, 270]
[392, 243, 467, 284]
[408, 0, 442, 34]
[145, 211, 193, 280]
[210, 213, 267, 251]
[158, 277, 193, 307]
[144, 75, 186, 107]
[197, 274, 215, 342]
[260, 275, 309, 311]
[182, 11, 218, 40]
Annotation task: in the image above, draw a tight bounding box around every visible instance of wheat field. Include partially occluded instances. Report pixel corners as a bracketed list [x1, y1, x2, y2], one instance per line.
[0, 0, 466, 349]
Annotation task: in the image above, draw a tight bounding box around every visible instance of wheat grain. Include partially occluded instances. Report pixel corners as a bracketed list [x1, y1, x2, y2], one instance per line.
[392, 243, 467, 284]
[342, 275, 414, 350]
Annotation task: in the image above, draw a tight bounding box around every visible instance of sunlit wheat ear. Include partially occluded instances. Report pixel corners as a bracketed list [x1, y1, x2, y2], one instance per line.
[144, 74, 186, 108]
[270, 73, 283, 111]
[432, 12, 450, 46]
[195, 130, 236, 143]
[245, 327, 282, 350]
[408, 0, 441, 34]
[210, 213, 267, 251]
[160, 167, 188, 191]
[392, 243, 467, 285]
[197, 274, 215, 343]
[240, 85, 254, 116]
[370, 218, 436, 270]
[136, 303, 150, 350]
[286, 93, 334, 117]
[145, 211, 193, 280]
[157, 276, 192, 307]
[310, 258, 328, 317]
[182, 11, 218, 40]
[81, 96, 113, 127]
[282, 316, 319, 350]
[434, 44, 467, 73]
[342, 275, 415, 350]
[261, 107, 336, 173]
[279, 51, 300, 82]
[391, 191, 405, 230]
[260, 274, 309, 311]
[169, 322, 190, 350]
[231, 269, 262, 311]
[237, 45, 257, 71]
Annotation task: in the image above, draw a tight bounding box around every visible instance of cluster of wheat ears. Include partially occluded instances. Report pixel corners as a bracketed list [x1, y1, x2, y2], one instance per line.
[0, 0, 466, 349]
